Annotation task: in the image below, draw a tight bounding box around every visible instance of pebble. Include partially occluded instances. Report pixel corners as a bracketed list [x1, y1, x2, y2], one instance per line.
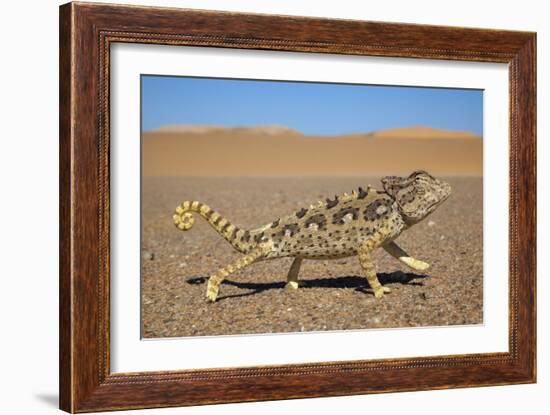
[142, 251, 155, 261]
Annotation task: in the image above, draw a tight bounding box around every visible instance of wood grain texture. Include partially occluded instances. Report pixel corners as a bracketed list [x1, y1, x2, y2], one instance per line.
[59, 3, 73, 411]
[59, 2, 537, 412]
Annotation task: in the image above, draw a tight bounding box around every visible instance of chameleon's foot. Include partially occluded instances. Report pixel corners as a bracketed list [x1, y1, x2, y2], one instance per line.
[285, 281, 300, 290]
[409, 259, 430, 271]
[383, 242, 430, 272]
[373, 286, 391, 299]
[415, 261, 430, 271]
[206, 281, 219, 302]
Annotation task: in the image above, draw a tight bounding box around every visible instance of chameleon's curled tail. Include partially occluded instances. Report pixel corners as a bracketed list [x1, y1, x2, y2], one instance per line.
[174, 211, 196, 231]
[173, 201, 252, 253]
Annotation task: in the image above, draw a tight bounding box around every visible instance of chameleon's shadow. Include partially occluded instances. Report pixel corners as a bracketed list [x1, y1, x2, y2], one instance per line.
[186, 271, 428, 302]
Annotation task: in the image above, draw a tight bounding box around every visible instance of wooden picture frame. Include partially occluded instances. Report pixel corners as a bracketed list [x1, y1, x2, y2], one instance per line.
[59, 2, 536, 412]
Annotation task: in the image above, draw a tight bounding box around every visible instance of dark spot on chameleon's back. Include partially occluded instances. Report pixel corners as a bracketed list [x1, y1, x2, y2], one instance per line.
[242, 230, 251, 242]
[296, 208, 308, 218]
[357, 187, 368, 199]
[254, 232, 265, 243]
[325, 196, 339, 209]
[363, 199, 392, 221]
[271, 219, 280, 228]
[283, 223, 300, 237]
[332, 206, 359, 224]
[304, 213, 327, 230]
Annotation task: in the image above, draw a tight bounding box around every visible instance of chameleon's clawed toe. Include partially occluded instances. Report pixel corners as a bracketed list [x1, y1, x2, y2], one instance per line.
[285, 281, 300, 290]
[411, 260, 430, 271]
[373, 286, 391, 299]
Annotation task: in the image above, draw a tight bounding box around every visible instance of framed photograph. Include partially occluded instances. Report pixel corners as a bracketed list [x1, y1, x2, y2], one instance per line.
[59, 2, 536, 412]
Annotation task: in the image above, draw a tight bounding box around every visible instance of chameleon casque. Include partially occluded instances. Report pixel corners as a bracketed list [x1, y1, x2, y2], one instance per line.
[173, 170, 451, 302]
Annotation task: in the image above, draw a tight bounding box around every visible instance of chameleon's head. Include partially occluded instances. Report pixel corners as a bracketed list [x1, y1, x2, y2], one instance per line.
[381, 170, 451, 225]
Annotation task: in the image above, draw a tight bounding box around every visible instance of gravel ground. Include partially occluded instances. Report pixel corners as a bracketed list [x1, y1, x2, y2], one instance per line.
[141, 176, 483, 338]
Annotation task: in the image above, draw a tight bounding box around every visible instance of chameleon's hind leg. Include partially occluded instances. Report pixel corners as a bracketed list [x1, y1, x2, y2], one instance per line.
[206, 246, 266, 302]
[383, 241, 430, 271]
[285, 257, 303, 290]
[358, 233, 392, 299]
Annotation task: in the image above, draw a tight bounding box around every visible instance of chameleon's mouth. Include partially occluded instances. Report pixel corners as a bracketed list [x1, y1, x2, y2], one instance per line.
[428, 182, 452, 210]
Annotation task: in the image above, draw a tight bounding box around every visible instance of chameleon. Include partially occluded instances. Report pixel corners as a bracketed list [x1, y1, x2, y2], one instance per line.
[173, 170, 451, 302]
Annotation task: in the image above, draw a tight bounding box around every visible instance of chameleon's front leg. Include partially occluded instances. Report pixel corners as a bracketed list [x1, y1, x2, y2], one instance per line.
[285, 257, 303, 290]
[206, 246, 266, 302]
[383, 241, 430, 271]
[358, 233, 391, 299]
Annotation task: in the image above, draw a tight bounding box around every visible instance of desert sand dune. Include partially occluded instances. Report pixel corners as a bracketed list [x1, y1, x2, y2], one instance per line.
[142, 125, 482, 177]
[367, 125, 480, 139]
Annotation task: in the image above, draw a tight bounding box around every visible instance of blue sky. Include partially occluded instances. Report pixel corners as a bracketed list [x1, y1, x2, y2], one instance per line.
[141, 75, 483, 136]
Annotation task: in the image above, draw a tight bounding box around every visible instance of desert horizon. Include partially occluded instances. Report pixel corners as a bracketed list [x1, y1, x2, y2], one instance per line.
[142, 124, 483, 177]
